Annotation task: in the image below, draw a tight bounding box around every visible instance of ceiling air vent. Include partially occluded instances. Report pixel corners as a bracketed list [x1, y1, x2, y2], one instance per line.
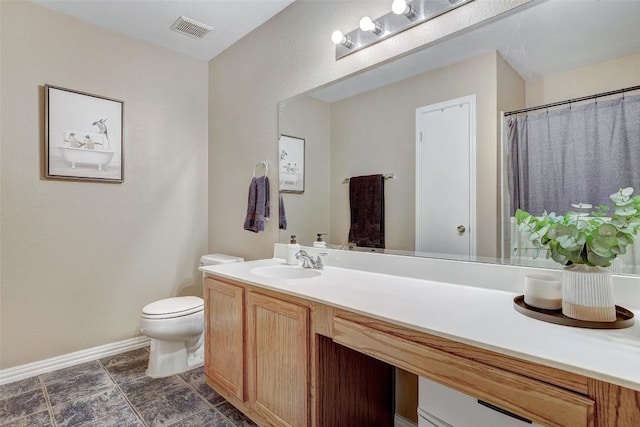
[170, 16, 212, 40]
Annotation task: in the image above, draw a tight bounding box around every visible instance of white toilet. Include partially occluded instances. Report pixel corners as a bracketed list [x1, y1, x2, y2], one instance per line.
[140, 253, 244, 378]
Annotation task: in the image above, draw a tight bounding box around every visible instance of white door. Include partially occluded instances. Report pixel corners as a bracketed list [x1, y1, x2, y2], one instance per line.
[416, 95, 476, 256]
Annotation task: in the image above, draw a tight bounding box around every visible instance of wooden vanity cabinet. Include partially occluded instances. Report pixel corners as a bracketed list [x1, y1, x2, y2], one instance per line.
[204, 279, 245, 400]
[204, 277, 310, 427]
[246, 291, 309, 427]
[333, 314, 596, 427]
[205, 275, 640, 427]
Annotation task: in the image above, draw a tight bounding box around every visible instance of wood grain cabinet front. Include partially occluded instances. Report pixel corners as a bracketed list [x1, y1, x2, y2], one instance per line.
[204, 275, 640, 427]
[333, 316, 596, 427]
[247, 291, 310, 427]
[204, 278, 245, 400]
[204, 277, 310, 427]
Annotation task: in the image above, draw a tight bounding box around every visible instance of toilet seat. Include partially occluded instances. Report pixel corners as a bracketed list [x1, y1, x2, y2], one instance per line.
[142, 296, 203, 319]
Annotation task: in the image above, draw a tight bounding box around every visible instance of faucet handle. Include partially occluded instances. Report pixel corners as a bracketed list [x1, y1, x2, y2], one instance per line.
[315, 252, 328, 269]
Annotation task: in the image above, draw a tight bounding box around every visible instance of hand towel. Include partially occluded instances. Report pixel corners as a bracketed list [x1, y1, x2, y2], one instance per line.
[348, 174, 385, 248]
[279, 194, 287, 230]
[244, 176, 270, 233]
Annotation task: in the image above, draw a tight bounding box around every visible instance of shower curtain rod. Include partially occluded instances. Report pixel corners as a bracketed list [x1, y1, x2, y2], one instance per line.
[504, 84, 640, 116]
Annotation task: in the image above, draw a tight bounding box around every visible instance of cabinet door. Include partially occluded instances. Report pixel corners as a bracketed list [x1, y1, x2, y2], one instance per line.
[204, 278, 244, 400]
[247, 292, 309, 427]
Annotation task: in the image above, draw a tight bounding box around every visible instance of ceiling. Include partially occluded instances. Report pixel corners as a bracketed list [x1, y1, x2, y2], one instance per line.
[310, 0, 640, 102]
[30, 0, 640, 88]
[32, 0, 295, 61]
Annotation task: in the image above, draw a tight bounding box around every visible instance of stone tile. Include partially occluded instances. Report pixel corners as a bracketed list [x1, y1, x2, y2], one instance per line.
[123, 376, 185, 407]
[100, 348, 149, 370]
[177, 366, 205, 384]
[179, 367, 225, 406]
[0, 389, 48, 425]
[133, 384, 211, 427]
[103, 357, 149, 389]
[0, 410, 53, 427]
[215, 402, 258, 427]
[82, 405, 143, 427]
[0, 377, 41, 400]
[40, 361, 102, 385]
[46, 370, 114, 407]
[169, 408, 234, 427]
[52, 387, 129, 427]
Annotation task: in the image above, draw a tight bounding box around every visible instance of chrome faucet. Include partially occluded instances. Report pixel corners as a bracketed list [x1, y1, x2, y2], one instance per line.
[295, 250, 327, 270]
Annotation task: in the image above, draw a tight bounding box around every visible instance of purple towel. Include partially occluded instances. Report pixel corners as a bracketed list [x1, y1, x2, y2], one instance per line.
[279, 195, 287, 230]
[348, 174, 385, 248]
[244, 176, 270, 233]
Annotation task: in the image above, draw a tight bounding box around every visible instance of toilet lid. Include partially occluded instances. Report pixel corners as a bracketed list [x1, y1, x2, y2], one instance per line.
[142, 296, 203, 319]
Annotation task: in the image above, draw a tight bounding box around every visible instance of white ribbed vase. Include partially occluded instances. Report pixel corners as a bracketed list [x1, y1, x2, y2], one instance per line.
[562, 265, 616, 322]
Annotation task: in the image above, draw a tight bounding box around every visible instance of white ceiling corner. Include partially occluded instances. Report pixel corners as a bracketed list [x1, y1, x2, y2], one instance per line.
[31, 0, 295, 61]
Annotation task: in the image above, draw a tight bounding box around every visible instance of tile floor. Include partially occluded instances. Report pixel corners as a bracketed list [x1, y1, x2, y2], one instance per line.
[0, 348, 257, 427]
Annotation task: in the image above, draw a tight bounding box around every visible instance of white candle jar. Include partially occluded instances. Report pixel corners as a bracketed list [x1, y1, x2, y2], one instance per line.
[524, 274, 562, 310]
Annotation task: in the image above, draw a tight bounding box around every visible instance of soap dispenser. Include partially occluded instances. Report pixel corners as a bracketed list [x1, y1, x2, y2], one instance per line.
[286, 235, 300, 265]
[313, 233, 327, 248]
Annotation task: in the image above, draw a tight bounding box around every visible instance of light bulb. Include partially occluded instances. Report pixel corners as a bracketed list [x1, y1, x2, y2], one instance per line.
[331, 30, 354, 48]
[359, 17, 374, 32]
[359, 16, 383, 35]
[331, 30, 345, 45]
[392, 0, 408, 15]
[392, 0, 417, 20]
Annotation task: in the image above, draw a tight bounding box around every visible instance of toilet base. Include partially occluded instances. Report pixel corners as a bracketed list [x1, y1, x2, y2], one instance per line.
[146, 338, 204, 378]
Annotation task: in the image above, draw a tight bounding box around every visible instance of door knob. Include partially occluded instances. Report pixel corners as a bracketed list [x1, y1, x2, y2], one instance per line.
[457, 225, 466, 233]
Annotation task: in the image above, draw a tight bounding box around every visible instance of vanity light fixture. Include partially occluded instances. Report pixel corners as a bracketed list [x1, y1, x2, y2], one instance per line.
[359, 16, 384, 35]
[333, 0, 474, 60]
[331, 30, 354, 49]
[391, 0, 417, 20]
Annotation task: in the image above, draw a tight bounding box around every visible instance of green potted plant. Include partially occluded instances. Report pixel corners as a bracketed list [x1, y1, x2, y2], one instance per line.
[515, 187, 640, 321]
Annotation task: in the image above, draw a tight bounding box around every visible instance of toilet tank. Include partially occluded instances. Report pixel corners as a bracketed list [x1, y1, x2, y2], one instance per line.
[200, 253, 244, 266]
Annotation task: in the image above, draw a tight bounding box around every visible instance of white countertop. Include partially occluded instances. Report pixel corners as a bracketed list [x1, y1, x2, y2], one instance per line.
[201, 258, 640, 392]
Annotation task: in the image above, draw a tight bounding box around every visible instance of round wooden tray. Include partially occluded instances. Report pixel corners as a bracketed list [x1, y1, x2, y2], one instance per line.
[513, 295, 635, 329]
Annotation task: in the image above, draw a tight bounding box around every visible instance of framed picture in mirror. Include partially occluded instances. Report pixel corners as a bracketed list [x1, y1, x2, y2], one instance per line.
[279, 134, 305, 193]
[45, 84, 124, 183]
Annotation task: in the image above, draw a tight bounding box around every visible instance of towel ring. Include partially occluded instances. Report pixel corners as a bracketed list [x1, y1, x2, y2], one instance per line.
[253, 160, 268, 178]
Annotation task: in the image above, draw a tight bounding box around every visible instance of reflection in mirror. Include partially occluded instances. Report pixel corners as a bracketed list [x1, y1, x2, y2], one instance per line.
[278, 0, 640, 275]
[505, 92, 640, 275]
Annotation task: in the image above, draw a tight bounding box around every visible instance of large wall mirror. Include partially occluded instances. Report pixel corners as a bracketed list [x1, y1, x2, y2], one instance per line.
[278, 0, 640, 275]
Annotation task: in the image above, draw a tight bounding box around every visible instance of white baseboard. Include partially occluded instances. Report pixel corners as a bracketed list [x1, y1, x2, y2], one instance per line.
[0, 336, 150, 386]
[395, 413, 418, 427]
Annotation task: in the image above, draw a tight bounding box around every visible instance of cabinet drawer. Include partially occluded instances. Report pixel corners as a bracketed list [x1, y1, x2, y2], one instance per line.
[419, 377, 543, 427]
[333, 317, 595, 427]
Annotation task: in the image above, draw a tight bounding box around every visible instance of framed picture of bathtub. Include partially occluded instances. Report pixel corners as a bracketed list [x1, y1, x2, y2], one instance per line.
[278, 134, 305, 193]
[45, 85, 124, 183]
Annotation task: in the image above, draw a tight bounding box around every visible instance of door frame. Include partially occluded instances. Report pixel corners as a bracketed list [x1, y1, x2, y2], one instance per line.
[415, 94, 477, 256]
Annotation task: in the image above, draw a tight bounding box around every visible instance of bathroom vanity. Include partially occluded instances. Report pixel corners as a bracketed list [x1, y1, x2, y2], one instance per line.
[200, 250, 640, 427]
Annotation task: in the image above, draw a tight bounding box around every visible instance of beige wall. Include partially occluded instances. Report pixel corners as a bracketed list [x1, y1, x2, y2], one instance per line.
[278, 95, 331, 246]
[526, 52, 640, 106]
[208, 0, 530, 261]
[0, 2, 209, 368]
[330, 51, 500, 256]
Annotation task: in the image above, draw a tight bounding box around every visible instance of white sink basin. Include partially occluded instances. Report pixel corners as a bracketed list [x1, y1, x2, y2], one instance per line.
[251, 265, 321, 280]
